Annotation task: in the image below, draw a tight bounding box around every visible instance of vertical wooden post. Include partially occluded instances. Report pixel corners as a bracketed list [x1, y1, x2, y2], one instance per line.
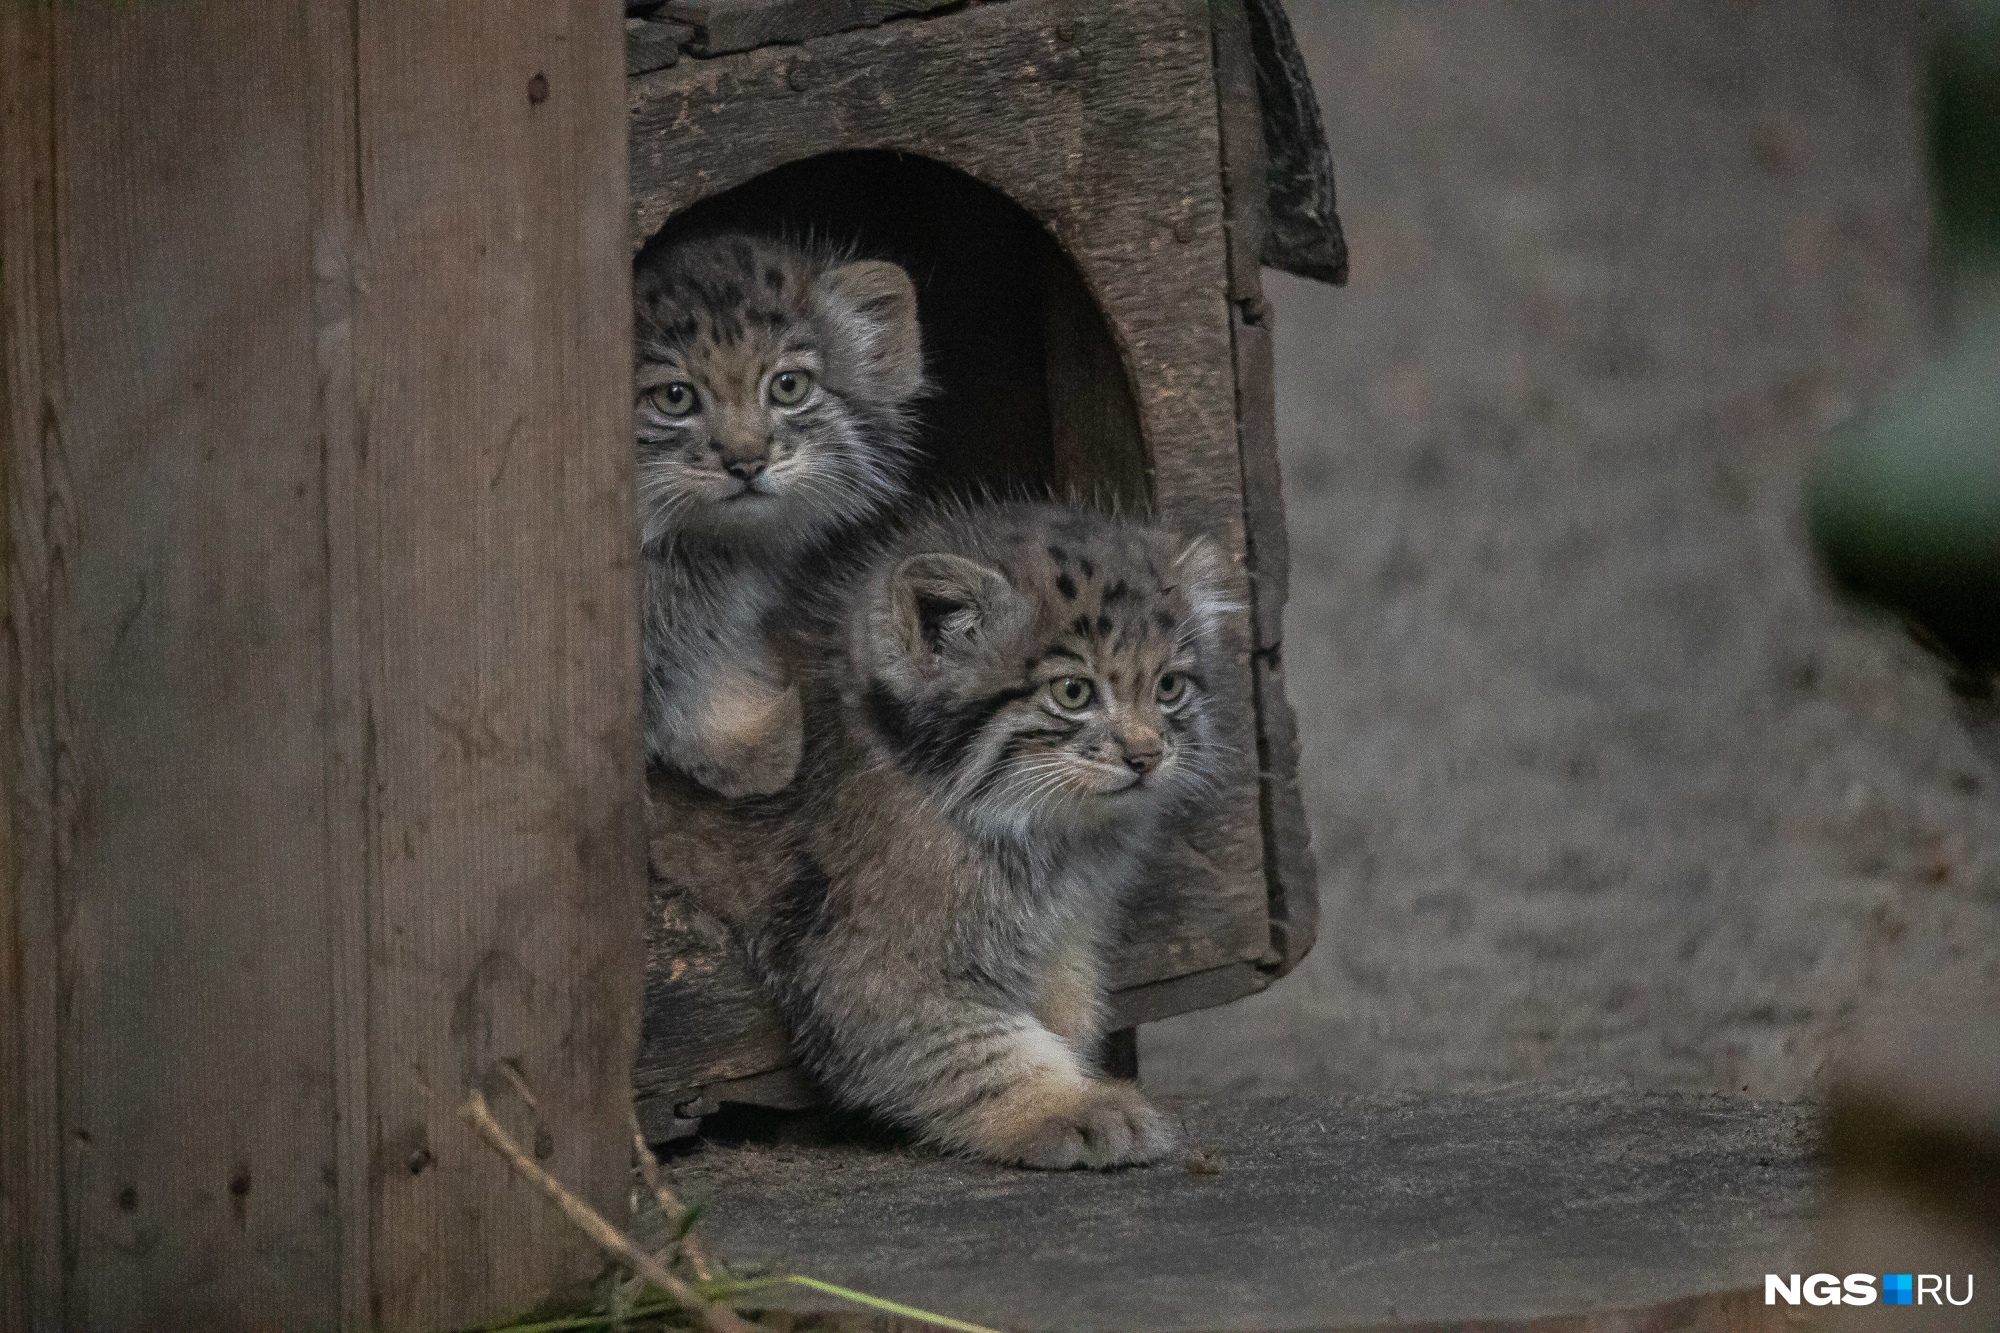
[0, 2, 642, 1328]
[0, 8, 66, 1327]
[1212, 0, 1320, 974]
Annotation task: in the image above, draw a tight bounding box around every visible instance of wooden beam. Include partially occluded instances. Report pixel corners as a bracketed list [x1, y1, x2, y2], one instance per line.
[345, 3, 642, 1326]
[0, 3, 641, 1327]
[1213, 0, 1320, 975]
[0, 5, 67, 1326]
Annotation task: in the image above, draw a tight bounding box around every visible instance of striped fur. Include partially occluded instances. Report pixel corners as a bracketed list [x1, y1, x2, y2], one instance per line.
[752, 500, 1238, 1168]
[635, 232, 923, 797]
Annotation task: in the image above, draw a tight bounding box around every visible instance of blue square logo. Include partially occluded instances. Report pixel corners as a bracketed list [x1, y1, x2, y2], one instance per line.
[1883, 1274, 1914, 1306]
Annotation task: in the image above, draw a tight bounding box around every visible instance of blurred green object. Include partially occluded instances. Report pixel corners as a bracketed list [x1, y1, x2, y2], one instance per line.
[1807, 324, 2000, 686]
[1806, 0, 2000, 691]
[1929, 0, 2000, 260]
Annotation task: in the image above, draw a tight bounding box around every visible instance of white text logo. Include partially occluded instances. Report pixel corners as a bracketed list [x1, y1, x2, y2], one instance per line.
[1765, 1274, 1975, 1307]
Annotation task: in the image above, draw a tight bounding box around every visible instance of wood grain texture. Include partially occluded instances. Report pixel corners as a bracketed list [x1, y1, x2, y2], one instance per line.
[1252, 622, 1320, 971]
[636, 888, 793, 1113]
[0, 3, 642, 1327]
[1243, 0, 1348, 285]
[635, 774, 798, 1125]
[39, 8, 342, 1325]
[631, 0, 1270, 1003]
[0, 6, 67, 1326]
[1109, 962, 1266, 1028]
[1215, 0, 1320, 976]
[308, 6, 374, 1324]
[347, 3, 641, 1327]
[626, 17, 688, 76]
[681, 0, 957, 56]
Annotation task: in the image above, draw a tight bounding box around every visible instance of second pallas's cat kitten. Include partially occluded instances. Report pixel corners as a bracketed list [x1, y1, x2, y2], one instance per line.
[755, 500, 1236, 1168]
[633, 232, 923, 797]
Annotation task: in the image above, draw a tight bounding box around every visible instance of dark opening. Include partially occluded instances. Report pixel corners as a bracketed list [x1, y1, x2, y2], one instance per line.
[639, 150, 1150, 511]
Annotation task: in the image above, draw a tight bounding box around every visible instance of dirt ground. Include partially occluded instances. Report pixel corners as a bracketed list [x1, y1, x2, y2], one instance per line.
[1143, 0, 2000, 1097]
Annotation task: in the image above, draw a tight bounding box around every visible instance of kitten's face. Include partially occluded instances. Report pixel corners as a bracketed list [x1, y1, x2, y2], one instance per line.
[858, 506, 1236, 839]
[632, 236, 922, 550]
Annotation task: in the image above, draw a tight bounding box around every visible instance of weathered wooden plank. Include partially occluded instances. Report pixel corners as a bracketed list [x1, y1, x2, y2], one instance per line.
[629, 0, 1347, 289]
[630, 0, 1271, 1005]
[306, 7, 376, 1325]
[1213, 0, 1270, 312]
[27, 8, 341, 1326]
[626, 16, 688, 76]
[1, 3, 642, 1327]
[346, 3, 642, 1327]
[1215, 0, 1319, 976]
[635, 772, 797, 1122]
[679, 0, 957, 57]
[637, 888, 793, 1106]
[1243, 0, 1348, 285]
[1252, 636, 1319, 970]
[1109, 962, 1266, 1028]
[0, 6, 67, 1326]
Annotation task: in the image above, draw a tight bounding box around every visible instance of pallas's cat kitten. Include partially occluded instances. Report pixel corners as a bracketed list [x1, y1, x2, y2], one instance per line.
[634, 232, 923, 797]
[755, 500, 1236, 1168]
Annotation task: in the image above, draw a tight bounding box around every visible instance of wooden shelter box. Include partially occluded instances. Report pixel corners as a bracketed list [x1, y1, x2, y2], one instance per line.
[626, 0, 1346, 1137]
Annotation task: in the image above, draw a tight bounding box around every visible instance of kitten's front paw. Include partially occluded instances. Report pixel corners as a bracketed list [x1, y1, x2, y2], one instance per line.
[987, 1079, 1178, 1170]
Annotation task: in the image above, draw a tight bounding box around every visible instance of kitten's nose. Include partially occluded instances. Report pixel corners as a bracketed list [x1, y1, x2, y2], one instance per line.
[1124, 743, 1163, 775]
[725, 456, 767, 481]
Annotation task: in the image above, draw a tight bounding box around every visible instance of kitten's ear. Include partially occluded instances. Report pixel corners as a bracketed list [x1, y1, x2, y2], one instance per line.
[1173, 535, 1241, 636]
[889, 553, 1016, 663]
[814, 260, 924, 402]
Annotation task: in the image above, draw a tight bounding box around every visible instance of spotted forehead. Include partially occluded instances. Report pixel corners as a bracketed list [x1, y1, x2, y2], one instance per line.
[992, 520, 1190, 658]
[635, 240, 819, 364]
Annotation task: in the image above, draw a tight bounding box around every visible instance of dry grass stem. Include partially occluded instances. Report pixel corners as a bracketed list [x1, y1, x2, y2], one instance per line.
[630, 1111, 722, 1283]
[459, 1090, 754, 1333]
[497, 1059, 544, 1115]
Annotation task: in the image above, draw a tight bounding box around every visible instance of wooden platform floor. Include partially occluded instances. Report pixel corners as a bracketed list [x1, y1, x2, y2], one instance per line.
[668, 1084, 1819, 1331]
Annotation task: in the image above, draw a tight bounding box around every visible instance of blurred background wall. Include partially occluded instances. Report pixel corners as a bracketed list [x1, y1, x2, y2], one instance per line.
[1143, 0, 2000, 1097]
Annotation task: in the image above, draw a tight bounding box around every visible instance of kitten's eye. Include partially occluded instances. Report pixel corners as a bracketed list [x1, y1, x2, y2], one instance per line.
[1156, 672, 1190, 710]
[1048, 677, 1096, 712]
[649, 382, 699, 418]
[768, 370, 814, 406]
